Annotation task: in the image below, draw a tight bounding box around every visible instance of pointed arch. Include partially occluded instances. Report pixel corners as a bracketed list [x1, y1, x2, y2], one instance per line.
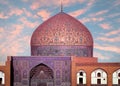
[77, 70, 86, 85]
[113, 69, 120, 85]
[91, 69, 107, 85]
[30, 63, 54, 86]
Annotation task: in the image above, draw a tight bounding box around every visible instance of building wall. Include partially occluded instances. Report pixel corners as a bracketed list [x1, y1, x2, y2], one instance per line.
[0, 56, 120, 86]
[0, 56, 11, 86]
[71, 56, 120, 86]
[11, 56, 71, 86]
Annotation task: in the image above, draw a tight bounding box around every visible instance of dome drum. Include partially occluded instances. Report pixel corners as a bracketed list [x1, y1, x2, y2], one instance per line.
[31, 45, 93, 57]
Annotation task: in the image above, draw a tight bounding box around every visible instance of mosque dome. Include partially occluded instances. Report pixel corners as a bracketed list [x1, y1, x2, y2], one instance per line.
[31, 12, 93, 57]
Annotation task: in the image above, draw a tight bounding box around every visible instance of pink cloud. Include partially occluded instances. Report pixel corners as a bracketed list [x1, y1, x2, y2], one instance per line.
[0, 0, 8, 5]
[0, 27, 4, 33]
[94, 51, 110, 60]
[105, 29, 120, 36]
[9, 8, 23, 16]
[108, 13, 120, 18]
[89, 10, 108, 17]
[99, 23, 112, 30]
[10, 25, 23, 36]
[23, 8, 33, 17]
[0, 13, 9, 19]
[69, 0, 95, 17]
[70, 9, 87, 17]
[30, 1, 40, 10]
[81, 17, 104, 23]
[19, 17, 39, 28]
[0, 34, 31, 62]
[0, 27, 5, 39]
[97, 36, 120, 42]
[22, 0, 28, 2]
[114, 0, 120, 6]
[0, 8, 24, 19]
[95, 43, 120, 54]
[37, 10, 51, 21]
[30, 0, 88, 11]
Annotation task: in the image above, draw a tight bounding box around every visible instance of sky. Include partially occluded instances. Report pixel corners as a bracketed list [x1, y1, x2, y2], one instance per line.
[0, 0, 120, 65]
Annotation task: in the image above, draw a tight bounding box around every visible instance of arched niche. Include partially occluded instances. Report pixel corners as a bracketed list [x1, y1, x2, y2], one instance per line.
[0, 71, 5, 85]
[113, 69, 120, 85]
[77, 70, 86, 85]
[30, 63, 54, 86]
[91, 69, 107, 85]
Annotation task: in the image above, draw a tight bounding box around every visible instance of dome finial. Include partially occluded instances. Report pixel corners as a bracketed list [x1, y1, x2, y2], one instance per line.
[60, 0, 63, 12]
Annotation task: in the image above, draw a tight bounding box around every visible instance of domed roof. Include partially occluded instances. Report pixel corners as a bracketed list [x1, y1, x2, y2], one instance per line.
[31, 12, 93, 46]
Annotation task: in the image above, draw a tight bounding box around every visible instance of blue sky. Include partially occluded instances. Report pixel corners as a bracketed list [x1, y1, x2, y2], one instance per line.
[0, 0, 120, 64]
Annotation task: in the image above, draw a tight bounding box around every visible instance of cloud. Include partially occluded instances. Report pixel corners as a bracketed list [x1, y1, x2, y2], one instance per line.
[10, 25, 23, 36]
[114, 0, 120, 6]
[81, 17, 104, 23]
[95, 43, 120, 54]
[105, 29, 120, 36]
[94, 51, 110, 60]
[19, 17, 39, 28]
[0, 30, 31, 64]
[23, 8, 33, 17]
[37, 10, 51, 21]
[0, 12, 9, 19]
[0, 7, 24, 19]
[30, 0, 90, 11]
[8, 8, 23, 16]
[99, 23, 112, 30]
[22, 0, 28, 2]
[107, 13, 120, 18]
[30, 1, 40, 10]
[0, 27, 6, 39]
[70, 0, 95, 17]
[69, 9, 87, 17]
[89, 10, 108, 17]
[0, 0, 8, 5]
[0, 27, 4, 33]
[0, 36, 30, 56]
[97, 36, 120, 42]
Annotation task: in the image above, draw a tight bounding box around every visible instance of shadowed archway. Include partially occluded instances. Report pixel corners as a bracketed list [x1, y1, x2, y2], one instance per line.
[30, 63, 54, 86]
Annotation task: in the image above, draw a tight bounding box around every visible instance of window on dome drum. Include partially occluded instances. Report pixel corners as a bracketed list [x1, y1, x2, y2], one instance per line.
[113, 69, 120, 85]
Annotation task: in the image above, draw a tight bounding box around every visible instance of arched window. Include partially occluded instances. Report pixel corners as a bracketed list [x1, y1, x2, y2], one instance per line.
[113, 69, 120, 85]
[0, 71, 5, 85]
[91, 69, 107, 85]
[77, 70, 86, 85]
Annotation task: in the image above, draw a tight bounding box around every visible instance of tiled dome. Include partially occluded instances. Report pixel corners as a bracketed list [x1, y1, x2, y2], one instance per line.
[31, 12, 93, 57]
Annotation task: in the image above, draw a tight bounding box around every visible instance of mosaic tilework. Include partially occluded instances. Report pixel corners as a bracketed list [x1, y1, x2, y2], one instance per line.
[12, 56, 71, 86]
[31, 12, 93, 46]
[31, 45, 93, 57]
